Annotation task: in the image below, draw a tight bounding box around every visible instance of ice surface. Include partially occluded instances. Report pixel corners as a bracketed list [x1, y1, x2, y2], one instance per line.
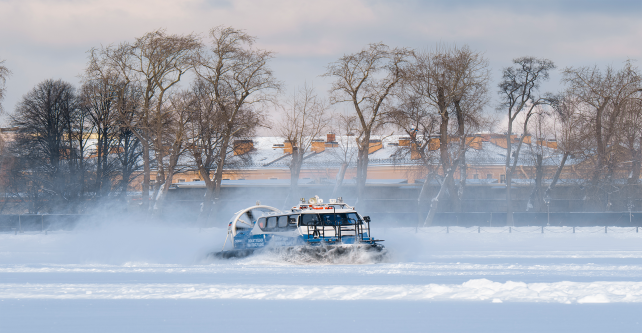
[2, 279, 642, 304]
[2, 225, 642, 332]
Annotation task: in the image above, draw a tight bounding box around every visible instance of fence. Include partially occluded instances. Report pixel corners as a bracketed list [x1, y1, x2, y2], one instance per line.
[0, 214, 87, 232]
[415, 226, 641, 234]
[371, 211, 642, 227]
[0, 212, 640, 233]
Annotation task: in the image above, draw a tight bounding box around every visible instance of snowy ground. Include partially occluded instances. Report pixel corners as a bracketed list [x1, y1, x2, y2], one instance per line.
[2, 224, 642, 332]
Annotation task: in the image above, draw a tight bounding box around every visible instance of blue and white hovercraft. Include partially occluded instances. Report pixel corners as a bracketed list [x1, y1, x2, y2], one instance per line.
[212, 196, 385, 261]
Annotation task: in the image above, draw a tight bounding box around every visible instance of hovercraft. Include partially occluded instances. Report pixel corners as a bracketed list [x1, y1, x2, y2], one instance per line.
[211, 196, 386, 262]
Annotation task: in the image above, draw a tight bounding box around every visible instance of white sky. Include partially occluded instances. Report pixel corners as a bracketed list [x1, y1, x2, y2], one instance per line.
[1, 0, 641, 131]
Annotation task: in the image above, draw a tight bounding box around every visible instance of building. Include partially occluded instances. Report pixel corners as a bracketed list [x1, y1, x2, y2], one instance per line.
[156, 133, 578, 187]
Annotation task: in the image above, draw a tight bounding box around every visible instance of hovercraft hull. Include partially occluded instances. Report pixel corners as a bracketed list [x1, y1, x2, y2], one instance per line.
[210, 243, 387, 263]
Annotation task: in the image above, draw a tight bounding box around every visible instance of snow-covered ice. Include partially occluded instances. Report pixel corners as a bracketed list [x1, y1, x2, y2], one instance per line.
[1, 225, 642, 332]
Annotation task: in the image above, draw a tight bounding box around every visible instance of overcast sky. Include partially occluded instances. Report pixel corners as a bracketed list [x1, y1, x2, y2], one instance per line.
[0, 0, 641, 129]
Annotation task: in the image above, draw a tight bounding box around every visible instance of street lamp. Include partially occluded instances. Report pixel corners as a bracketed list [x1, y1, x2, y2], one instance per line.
[628, 201, 634, 225]
[544, 195, 551, 226]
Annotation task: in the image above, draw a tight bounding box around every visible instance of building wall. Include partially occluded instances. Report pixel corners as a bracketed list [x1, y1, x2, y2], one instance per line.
[144, 162, 598, 189]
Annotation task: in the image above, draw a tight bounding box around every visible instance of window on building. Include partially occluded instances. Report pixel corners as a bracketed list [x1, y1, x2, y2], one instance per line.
[473, 174, 479, 180]
[193, 179, 199, 182]
[486, 174, 493, 179]
[178, 179, 185, 183]
[500, 174, 505, 183]
[222, 178, 230, 181]
[269, 177, 278, 180]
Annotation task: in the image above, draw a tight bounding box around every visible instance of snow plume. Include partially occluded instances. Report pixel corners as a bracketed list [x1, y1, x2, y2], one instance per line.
[235, 244, 389, 265]
[0, 224, 226, 265]
[1, 279, 641, 303]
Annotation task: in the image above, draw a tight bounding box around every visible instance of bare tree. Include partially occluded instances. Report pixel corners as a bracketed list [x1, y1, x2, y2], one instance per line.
[0, 60, 10, 208]
[498, 56, 555, 225]
[524, 106, 550, 212]
[79, 74, 121, 198]
[621, 96, 642, 184]
[562, 61, 641, 209]
[387, 93, 440, 225]
[10, 79, 80, 213]
[324, 43, 412, 205]
[114, 83, 144, 199]
[277, 83, 328, 206]
[546, 93, 588, 196]
[327, 113, 358, 198]
[193, 26, 279, 225]
[128, 30, 200, 211]
[404, 45, 490, 225]
[0, 59, 11, 113]
[151, 91, 192, 212]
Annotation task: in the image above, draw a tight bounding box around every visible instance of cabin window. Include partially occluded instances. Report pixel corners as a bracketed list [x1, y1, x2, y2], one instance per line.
[318, 213, 361, 225]
[266, 216, 277, 229]
[319, 213, 340, 225]
[289, 215, 298, 227]
[258, 215, 296, 232]
[301, 214, 321, 226]
[347, 213, 360, 224]
[277, 215, 288, 228]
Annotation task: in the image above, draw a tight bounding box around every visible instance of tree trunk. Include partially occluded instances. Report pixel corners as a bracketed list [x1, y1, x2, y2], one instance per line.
[153, 168, 175, 215]
[628, 144, 641, 185]
[141, 140, 150, 212]
[424, 168, 456, 227]
[546, 151, 569, 196]
[458, 152, 467, 210]
[355, 137, 370, 207]
[332, 162, 349, 198]
[198, 181, 216, 227]
[96, 131, 104, 197]
[527, 154, 544, 212]
[209, 134, 231, 226]
[587, 101, 609, 211]
[454, 99, 466, 212]
[417, 171, 436, 228]
[505, 123, 514, 226]
[436, 88, 459, 212]
[153, 145, 181, 216]
[286, 151, 303, 209]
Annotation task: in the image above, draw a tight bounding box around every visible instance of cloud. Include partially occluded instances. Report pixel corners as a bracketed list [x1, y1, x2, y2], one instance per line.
[0, 0, 640, 124]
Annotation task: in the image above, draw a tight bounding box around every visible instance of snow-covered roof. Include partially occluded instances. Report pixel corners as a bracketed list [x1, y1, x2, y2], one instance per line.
[173, 178, 317, 189]
[222, 136, 574, 170]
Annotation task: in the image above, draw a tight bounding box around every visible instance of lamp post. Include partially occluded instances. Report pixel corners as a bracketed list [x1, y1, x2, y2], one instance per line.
[628, 201, 634, 225]
[544, 195, 551, 226]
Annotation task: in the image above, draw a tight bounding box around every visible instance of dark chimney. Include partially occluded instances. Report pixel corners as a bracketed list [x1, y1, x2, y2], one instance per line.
[326, 133, 336, 143]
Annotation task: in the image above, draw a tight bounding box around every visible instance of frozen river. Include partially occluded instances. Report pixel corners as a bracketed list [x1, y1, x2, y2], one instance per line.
[1, 225, 642, 332]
